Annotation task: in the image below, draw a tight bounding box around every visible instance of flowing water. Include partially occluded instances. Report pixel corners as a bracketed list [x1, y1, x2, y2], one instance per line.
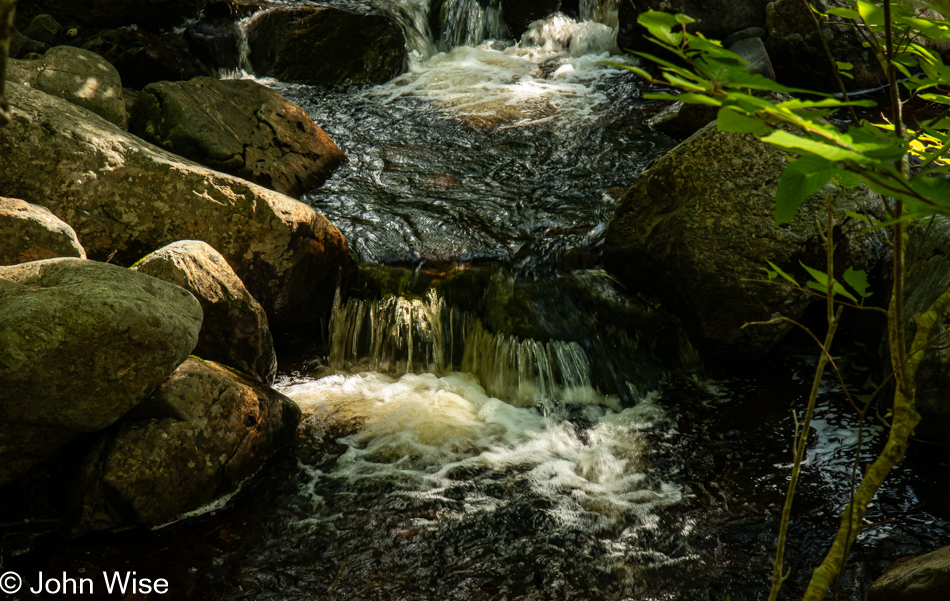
[12, 1, 950, 599]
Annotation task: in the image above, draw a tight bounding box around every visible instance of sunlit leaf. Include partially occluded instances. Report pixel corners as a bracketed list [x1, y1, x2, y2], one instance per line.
[774, 155, 841, 225]
[717, 107, 773, 136]
[766, 260, 800, 287]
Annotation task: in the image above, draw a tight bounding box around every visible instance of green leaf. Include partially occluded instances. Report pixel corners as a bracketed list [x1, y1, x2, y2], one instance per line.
[766, 260, 800, 287]
[856, 0, 884, 26]
[836, 61, 854, 71]
[826, 7, 861, 19]
[774, 155, 841, 225]
[762, 130, 868, 163]
[801, 262, 859, 303]
[717, 107, 773, 136]
[843, 267, 872, 299]
[674, 13, 696, 25]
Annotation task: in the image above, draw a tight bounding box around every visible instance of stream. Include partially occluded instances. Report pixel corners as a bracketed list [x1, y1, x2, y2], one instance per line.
[13, 0, 950, 599]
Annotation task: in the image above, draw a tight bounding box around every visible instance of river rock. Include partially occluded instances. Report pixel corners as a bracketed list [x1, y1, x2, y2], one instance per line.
[5, 46, 127, 127]
[869, 545, 950, 601]
[74, 358, 301, 532]
[766, 0, 884, 92]
[246, 5, 408, 86]
[82, 27, 205, 89]
[603, 120, 883, 357]
[22, 14, 64, 47]
[0, 82, 350, 330]
[0, 258, 202, 433]
[133, 240, 277, 385]
[501, 0, 562, 38]
[129, 77, 346, 198]
[0, 197, 86, 265]
[898, 217, 950, 447]
[618, 0, 771, 53]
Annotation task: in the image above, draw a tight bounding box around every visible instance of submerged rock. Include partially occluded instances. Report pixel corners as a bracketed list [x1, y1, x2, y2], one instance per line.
[246, 5, 408, 86]
[130, 77, 346, 198]
[133, 240, 277, 385]
[869, 545, 950, 601]
[0, 197, 86, 265]
[5, 46, 127, 128]
[0, 82, 350, 330]
[603, 120, 882, 357]
[74, 358, 300, 532]
[0, 259, 202, 483]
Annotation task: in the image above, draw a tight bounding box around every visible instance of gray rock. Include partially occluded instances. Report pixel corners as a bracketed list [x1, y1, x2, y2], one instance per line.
[722, 26, 767, 47]
[0, 196, 86, 265]
[727, 36, 775, 79]
[0, 82, 350, 330]
[22, 14, 63, 46]
[133, 240, 278, 385]
[869, 545, 950, 601]
[5, 46, 127, 128]
[129, 77, 346, 198]
[246, 5, 408, 86]
[618, 0, 771, 53]
[647, 100, 719, 137]
[603, 120, 883, 357]
[74, 358, 301, 532]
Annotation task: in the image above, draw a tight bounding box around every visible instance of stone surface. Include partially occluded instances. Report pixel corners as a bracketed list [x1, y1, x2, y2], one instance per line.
[766, 0, 884, 92]
[869, 545, 950, 601]
[603, 120, 883, 357]
[22, 14, 63, 46]
[0, 82, 350, 330]
[82, 27, 204, 89]
[501, 0, 562, 38]
[5, 45, 127, 127]
[728, 36, 774, 79]
[0, 422, 75, 485]
[618, 0, 771, 53]
[0, 196, 86, 265]
[900, 218, 950, 447]
[74, 358, 301, 532]
[647, 100, 719, 138]
[132, 240, 277, 385]
[0, 258, 202, 433]
[129, 77, 346, 198]
[246, 5, 408, 86]
[16, 0, 204, 31]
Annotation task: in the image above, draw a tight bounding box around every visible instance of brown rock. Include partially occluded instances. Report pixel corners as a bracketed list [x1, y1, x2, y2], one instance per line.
[869, 545, 950, 601]
[0, 196, 86, 265]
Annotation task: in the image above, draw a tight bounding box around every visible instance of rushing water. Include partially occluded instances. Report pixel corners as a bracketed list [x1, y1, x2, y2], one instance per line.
[10, 1, 950, 600]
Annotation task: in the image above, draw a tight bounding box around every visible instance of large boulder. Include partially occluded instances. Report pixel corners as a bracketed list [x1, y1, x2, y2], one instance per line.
[603, 120, 882, 357]
[0, 196, 86, 265]
[132, 240, 277, 385]
[869, 545, 950, 601]
[0, 82, 350, 330]
[129, 77, 346, 198]
[618, 0, 771, 53]
[0, 259, 202, 483]
[766, 0, 884, 92]
[74, 358, 301, 532]
[246, 6, 408, 86]
[5, 45, 127, 128]
[899, 218, 950, 447]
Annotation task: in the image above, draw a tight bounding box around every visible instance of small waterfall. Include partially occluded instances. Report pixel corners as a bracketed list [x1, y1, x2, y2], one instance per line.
[328, 288, 610, 407]
[433, 0, 508, 52]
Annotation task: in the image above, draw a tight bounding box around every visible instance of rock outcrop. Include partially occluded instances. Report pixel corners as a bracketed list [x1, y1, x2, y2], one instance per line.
[133, 240, 277, 385]
[0, 82, 350, 330]
[246, 6, 408, 86]
[0, 258, 202, 483]
[74, 358, 300, 532]
[869, 545, 950, 601]
[0, 196, 86, 265]
[129, 77, 346, 198]
[603, 120, 883, 357]
[5, 45, 127, 128]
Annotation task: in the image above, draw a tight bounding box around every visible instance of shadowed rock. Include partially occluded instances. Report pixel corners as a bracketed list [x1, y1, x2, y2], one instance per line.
[0, 196, 85, 265]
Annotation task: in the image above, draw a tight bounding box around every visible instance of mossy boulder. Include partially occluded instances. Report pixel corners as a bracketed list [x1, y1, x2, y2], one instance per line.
[0, 197, 86, 265]
[133, 240, 278, 385]
[603, 120, 883, 357]
[74, 358, 301, 532]
[129, 77, 346, 198]
[0, 82, 350, 330]
[246, 5, 408, 86]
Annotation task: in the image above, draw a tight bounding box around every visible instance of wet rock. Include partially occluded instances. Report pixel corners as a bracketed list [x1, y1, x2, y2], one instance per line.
[22, 14, 63, 46]
[727, 36, 774, 79]
[5, 46, 127, 128]
[766, 0, 884, 92]
[0, 197, 86, 265]
[721, 26, 766, 47]
[129, 77, 346, 198]
[647, 100, 719, 138]
[74, 358, 301, 532]
[82, 27, 205, 89]
[184, 18, 241, 74]
[618, 0, 771, 53]
[246, 5, 408, 86]
[869, 545, 950, 601]
[0, 82, 350, 330]
[603, 120, 883, 357]
[132, 240, 277, 385]
[899, 218, 950, 447]
[501, 0, 561, 38]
